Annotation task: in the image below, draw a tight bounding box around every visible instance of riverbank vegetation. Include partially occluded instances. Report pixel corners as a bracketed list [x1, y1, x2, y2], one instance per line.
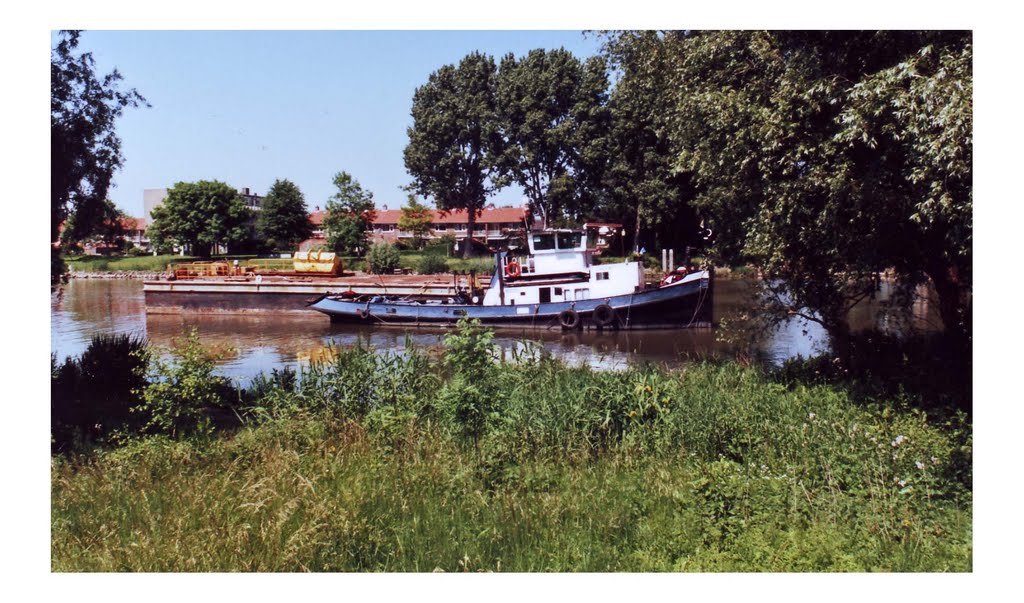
[65, 254, 200, 273]
[51, 322, 971, 571]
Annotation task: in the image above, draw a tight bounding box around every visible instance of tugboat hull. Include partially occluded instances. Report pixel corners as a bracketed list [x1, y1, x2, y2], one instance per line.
[309, 271, 712, 330]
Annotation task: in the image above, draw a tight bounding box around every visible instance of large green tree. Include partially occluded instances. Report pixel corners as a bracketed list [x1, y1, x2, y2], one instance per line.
[600, 31, 700, 255]
[601, 30, 972, 352]
[322, 172, 376, 256]
[256, 179, 313, 251]
[836, 39, 973, 345]
[495, 48, 611, 228]
[149, 181, 251, 257]
[404, 52, 505, 257]
[51, 31, 146, 281]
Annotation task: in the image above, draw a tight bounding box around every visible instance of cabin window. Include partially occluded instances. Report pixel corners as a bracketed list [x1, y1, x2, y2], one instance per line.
[539, 288, 551, 303]
[531, 233, 556, 250]
[554, 287, 562, 296]
[574, 288, 590, 301]
[595, 271, 610, 281]
[556, 232, 582, 250]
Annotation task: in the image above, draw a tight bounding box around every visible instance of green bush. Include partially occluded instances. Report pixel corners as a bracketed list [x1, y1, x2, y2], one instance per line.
[51, 333, 150, 451]
[136, 329, 233, 438]
[367, 243, 401, 274]
[415, 253, 449, 274]
[426, 234, 456, 256]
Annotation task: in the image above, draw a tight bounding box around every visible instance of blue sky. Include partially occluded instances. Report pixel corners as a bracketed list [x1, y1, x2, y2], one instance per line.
[75, 30, 606, 218]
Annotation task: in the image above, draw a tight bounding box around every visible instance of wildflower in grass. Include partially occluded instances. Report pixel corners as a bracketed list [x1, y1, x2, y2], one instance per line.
[916, 461, 925, 470]
[892, 435, 907, 447]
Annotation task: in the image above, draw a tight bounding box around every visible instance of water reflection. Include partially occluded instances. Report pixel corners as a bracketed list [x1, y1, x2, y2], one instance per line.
[51, 277, 940, 380]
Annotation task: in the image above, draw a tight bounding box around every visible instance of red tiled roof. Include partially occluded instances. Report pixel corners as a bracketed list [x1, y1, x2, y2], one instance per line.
[424, 206, 529, 225]
[121, 217, 146, 230]
[309, 205, 529, 226]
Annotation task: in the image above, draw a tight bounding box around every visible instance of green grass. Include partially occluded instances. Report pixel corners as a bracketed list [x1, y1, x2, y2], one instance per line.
[51, 341, 972, 572]
[66, 254, 199, 273]
[394, 251, 494, 274]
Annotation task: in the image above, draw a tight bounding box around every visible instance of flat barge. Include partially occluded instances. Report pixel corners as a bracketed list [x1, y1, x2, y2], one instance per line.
[143, 273, 481, 314]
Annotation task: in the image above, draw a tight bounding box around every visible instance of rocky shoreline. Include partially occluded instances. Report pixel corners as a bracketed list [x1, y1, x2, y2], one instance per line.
[67, 270, 166, 280]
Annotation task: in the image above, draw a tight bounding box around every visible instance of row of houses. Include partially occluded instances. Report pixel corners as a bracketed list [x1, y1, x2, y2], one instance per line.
[86, 187, 535, 255]
[306, 205, 534, 250]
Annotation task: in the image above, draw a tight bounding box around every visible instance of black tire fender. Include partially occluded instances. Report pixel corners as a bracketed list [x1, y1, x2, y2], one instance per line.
[592, 303, 616, 327]
[559, 308, 580, 330]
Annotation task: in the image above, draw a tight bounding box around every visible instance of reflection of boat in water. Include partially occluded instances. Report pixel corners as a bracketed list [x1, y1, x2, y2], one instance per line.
[310, 230, 713, 330]
[296, 346, 339, 365]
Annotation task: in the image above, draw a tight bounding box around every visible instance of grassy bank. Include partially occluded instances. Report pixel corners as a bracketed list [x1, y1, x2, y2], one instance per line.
[66, 254, 199, 273]
[65, 252, 495, 276]
[51, 326, 972, 572]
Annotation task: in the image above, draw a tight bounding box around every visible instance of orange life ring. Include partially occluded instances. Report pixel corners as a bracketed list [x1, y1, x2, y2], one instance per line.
[505, 259, 522, 278]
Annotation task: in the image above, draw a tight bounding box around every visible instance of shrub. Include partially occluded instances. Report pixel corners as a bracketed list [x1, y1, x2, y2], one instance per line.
[426, 234, 456, 256]
[367, 243, 401, 274]
[416, 253, 449, 274]
[51, 333, 149, 451]
[136, 329, 233, 438]
[436, 318, 500, 445]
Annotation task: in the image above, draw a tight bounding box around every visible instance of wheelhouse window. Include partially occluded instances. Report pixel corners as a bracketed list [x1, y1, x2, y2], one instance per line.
[556, 232, 582, 250]
[531, 233, 556, 250]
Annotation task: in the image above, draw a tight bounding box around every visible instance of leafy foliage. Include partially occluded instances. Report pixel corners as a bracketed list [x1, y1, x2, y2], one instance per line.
[415, 253, 449, 275]
[257, 179, 313, 251]
[404, 52, 504, 257]
[136, 329, 233, 438]
[495, 48, 611, 227]
[149, 181, 252, 257]
[51, 30, 147, 283]
[600, 31, 702, 255]
[437, 318, 499, 445]
[323, 171, 375, 256]
[599, 30, 972, 351]
[397, 194, 434, 248]
[51, 333, 149, 451]
[366, 242, 401, 274]
[60, 198, 128, 253]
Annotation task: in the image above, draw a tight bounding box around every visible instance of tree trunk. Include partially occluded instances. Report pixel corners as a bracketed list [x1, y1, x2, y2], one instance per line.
[633, 203, 643, 255]
[463, 209, 476, 259]
[927, 264, 971, 346]
[821, 312, 853, 369]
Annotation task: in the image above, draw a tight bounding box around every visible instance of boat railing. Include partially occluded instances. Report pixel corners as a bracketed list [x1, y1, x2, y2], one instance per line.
[167, 261, 234, 280]
[500, 255, 537, 277]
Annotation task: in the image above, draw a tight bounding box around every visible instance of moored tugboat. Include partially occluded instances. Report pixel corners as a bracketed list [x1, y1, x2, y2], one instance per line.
[308, 229, 712, 330]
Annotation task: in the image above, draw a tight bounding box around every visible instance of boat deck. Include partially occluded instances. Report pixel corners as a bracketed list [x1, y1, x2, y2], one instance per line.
[142, 272, 485, 314]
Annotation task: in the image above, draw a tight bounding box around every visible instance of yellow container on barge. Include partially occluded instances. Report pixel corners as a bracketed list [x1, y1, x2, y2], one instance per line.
[292, 250, 342, 275]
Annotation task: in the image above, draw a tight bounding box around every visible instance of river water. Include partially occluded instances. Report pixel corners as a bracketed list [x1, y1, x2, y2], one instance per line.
[50, 278, 939, 381]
